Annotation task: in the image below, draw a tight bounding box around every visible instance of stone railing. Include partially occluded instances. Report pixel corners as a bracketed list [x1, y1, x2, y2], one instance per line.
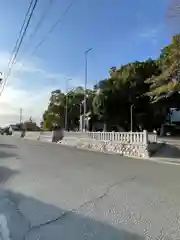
[148, 133, 157, 143]
[60, 130, 154, 158]
[12, 129, 158, 158]
[87, 131, 148, 145]
[64, 130, 157, 144]
[13, 130, 157, 145]
[12, 131, 53, 142]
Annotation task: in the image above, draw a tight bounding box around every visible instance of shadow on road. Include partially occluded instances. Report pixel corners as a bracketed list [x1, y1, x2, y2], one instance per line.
[154, 144, 180, 159]
[0, 144, 17, 149]
[2, 190, 145, 240]
[0, 166, 19, 184]
[0, 150, 17, 159]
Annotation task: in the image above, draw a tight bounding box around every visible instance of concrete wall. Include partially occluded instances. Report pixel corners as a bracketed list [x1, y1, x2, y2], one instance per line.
[12, 130, 157, 158]
[59, 135, 150, 158]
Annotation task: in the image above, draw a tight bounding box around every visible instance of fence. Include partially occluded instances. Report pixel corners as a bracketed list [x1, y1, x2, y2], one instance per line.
[64, 130, 155, 145]
[12, 131, 53, 141]
[39, 131, 53, 141]
[148, 133, 157, 143]
[12, 130, 157, 145]
[87, 131, 148, 144]
[64, 131, 158, 144]
[12, 131, 40, 139]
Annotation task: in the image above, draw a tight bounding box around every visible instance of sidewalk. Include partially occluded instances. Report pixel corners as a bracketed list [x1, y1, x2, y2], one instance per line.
[151, 143, 180, 164]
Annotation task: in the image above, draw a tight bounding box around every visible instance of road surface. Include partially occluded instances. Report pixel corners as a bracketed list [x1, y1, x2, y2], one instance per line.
[159, 136, 180, 145]
[0, 136, 180, 239]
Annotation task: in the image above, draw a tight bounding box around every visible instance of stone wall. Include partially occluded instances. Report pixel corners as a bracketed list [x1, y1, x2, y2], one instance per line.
[59, 137, 150, 158]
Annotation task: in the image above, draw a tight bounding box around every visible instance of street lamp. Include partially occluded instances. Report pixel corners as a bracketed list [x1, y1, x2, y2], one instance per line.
[83, 48, 92, 131]
[79, 101, 83, 131]
[65, 78, 71, 130]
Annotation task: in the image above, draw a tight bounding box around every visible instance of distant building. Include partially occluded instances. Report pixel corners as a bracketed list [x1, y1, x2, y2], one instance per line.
[9, 124, 20, 131]
[23, 120, 40, 131]
[170, 108, 180, 124]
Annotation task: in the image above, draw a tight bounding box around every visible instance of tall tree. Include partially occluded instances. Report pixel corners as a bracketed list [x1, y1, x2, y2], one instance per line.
[93, 60, 159, 130]
[146, 35, 180, 133]
[42, 34, 180, 132]
[148, 35, 180, 102]
[42, 87, 95, 130]
[43, 90, 65, 130]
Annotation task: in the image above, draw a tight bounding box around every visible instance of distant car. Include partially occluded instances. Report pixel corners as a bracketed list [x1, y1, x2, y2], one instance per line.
[1, 127, 12, 135]
[164, 124, 180, 136]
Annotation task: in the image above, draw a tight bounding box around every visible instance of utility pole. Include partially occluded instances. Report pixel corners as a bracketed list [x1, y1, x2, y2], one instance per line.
[83, 48, 92, 131]
[20, 108, 22, 125]
[79, 101, 83, 131]
[20, 108, 23, 131]
[65, 78, 71, 130]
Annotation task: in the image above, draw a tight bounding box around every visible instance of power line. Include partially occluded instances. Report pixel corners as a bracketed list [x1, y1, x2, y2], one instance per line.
[10, 0, 39, 66]
[17, 0, 54, 61]
[31, 0, 78, 55]
[10, 0, 78, 81]
[29, 0, 54, 39]
[2, 0, 78, 94]
[8, 0, 34, 68]
[0, 0, 39, 96]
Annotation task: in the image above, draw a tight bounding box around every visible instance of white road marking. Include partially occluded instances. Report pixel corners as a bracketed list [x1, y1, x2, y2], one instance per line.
[0, 215, 10, 240]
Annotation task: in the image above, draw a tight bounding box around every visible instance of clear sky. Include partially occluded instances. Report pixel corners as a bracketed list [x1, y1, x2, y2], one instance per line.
[0, 0, 175, 125]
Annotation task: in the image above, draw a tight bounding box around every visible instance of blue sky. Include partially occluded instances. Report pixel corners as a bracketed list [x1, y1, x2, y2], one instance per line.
[0, 0, 176, 124]
[0, 0, 173, 88]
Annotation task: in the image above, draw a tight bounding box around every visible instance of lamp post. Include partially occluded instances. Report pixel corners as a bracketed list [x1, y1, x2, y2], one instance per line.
[79, 102, 82, 131]
[83, 48, 92, 131]
[65, 78, 71, 130]
[20, 108, 22, 126]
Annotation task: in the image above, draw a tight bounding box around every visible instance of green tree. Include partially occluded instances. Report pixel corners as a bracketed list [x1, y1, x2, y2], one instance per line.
[146, 35, 180, 133]
[42, 87, 95, 131]
[93, 60, 159, 130]
[43, 90, 65, 130]
[147, 35, 180, 102]
[65, 87, 95, 130]
[42, 35, 180, 133]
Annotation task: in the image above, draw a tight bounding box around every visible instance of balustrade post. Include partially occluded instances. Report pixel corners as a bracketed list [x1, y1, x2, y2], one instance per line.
[143, 130, 148, 145]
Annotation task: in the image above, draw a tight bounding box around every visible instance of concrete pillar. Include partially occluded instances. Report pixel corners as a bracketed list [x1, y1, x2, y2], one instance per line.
[52, 129, 64, 142]
[79, 115, 83, 131]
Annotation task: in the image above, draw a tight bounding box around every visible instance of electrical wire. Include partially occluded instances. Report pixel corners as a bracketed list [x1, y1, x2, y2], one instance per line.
[0, 0, 39, 96]
[1, 0, 78, 96]
[10, 0, 39, 66]
[31, 0, 78, 55]
[29, 0, 54, 39]
[16, 0, 54, 61]
[8, 0, 34, 68]
[10, 0, 78, 82]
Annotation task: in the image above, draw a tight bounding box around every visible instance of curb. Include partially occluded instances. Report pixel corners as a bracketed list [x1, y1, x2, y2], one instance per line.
[12, 135, 180, 166]
[58, 142, 180, 166]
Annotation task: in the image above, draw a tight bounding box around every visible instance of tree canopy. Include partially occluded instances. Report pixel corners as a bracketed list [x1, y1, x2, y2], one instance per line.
[42, 34, 180, 132]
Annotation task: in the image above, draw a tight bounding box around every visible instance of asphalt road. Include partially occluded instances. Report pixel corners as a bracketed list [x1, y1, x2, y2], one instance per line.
[0, 137, 180, 239]
[159, 136, 180, 144]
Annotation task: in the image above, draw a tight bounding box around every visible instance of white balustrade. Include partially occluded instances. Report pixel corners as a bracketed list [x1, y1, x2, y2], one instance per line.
[13, 129, 157, 146]
[64, 130, 150, 145]
[87, 131, 148, 144]
[148, 133, 157, 143]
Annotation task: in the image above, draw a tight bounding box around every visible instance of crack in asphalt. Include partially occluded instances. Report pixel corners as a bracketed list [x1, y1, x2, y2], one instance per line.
[8, 175, 137, 239]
